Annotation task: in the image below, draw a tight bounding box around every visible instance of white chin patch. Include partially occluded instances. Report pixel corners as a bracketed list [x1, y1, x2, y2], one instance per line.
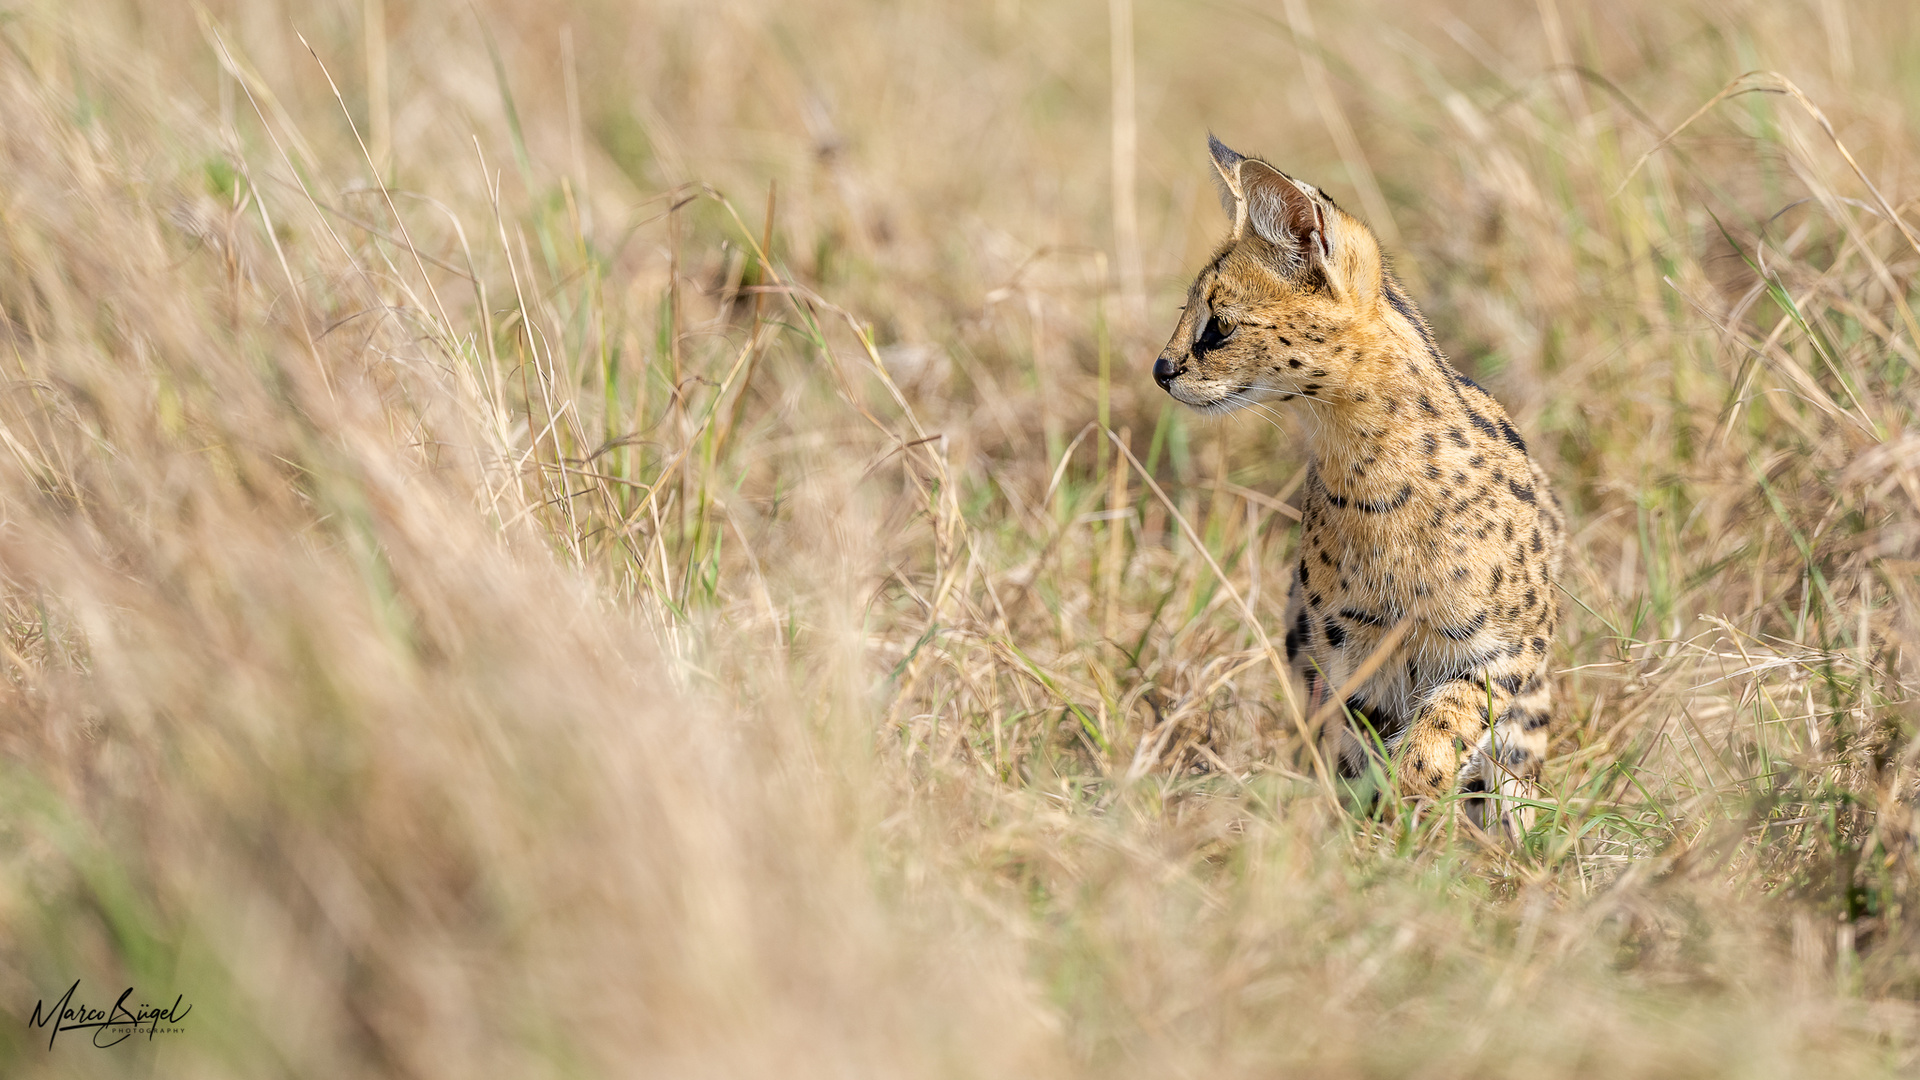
[1171, 385, 1240, 411]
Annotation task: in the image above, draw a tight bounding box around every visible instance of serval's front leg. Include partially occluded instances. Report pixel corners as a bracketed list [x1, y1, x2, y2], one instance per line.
[1394, 668, 1548, 835]
[1458, 668, 1551, 836]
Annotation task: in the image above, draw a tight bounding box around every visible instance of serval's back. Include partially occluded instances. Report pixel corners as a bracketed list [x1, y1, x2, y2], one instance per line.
[1153, 136, 1566, 831]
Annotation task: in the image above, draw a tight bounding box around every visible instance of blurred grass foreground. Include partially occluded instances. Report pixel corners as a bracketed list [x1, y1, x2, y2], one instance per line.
[2, 0, 1920, 1075]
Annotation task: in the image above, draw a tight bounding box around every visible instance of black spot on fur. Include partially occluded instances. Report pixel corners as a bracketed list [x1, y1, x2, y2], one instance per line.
[1321, 483, 1414, 514]
[1421, 432, 1439, 456]
[1448, 427, 1469, 448]
[1324, 619, 1347, 648]
[1467, 410, 1500, 443]
[1340, 607, 1390, 627]
[1440, 611, 1489, 640]
[1508, 479, 1536, 504]
[1419, 395, 1439, 417]
[1497, 417, 1528, 454]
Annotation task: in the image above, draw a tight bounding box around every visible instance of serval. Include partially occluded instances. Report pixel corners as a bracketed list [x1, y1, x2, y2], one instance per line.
[1152, 136, 1566, 833]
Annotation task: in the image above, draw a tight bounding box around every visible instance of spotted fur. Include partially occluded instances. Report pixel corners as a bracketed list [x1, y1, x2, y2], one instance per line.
[1154, 136, 1566, 832]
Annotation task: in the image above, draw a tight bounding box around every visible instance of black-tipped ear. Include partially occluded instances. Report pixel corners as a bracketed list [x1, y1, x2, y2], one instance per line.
[1208, 134, 1246, 221]
[1240, 160, 1332, 267]
[1205, 134, 1251, 231]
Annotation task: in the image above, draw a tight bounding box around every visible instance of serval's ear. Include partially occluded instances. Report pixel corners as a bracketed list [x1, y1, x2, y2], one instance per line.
[1239, 159, 1334, 271]
[1208, 133, 1248, 233]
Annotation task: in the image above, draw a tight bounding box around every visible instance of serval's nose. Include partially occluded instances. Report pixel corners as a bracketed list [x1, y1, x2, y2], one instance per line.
[1152, 354, 1182, 388]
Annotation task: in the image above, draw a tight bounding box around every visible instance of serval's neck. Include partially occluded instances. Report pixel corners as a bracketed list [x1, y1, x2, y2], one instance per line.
[1304, 343, 1460, 492]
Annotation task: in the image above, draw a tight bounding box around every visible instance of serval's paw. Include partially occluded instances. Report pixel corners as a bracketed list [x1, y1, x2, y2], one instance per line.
[1391, 728, 1459, 801]
[1459, 766, 1539, 840]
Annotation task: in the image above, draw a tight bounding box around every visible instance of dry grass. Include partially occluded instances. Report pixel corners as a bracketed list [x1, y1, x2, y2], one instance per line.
[2, 0, 1919, 1075]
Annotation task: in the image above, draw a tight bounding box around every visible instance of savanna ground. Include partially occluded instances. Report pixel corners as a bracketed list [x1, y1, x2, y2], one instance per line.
[1, 0, 1918, 1075]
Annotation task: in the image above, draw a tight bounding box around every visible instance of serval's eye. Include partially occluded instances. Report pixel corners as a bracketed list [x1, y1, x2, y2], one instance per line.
[1199, 314, 1236, 353]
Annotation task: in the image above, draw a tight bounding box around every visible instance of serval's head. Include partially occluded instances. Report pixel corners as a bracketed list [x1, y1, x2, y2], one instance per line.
[1154, 136, 1422, 413]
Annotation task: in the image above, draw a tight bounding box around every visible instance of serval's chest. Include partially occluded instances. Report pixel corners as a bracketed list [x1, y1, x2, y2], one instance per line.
[1281, 364, 1565, 742]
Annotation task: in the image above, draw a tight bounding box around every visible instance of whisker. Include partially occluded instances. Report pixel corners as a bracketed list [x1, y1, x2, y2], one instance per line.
[1221, 390, 1297, 438]
[1218, 390, 1296, 436]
